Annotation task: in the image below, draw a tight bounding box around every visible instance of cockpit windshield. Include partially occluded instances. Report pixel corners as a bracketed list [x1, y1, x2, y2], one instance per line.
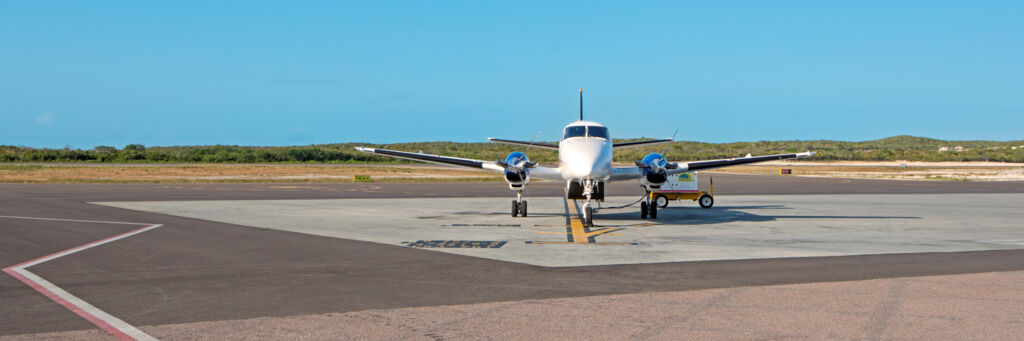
[587, 126, 609, 139]
[562, 126, 586, 140]
[562, 125, 609, 140]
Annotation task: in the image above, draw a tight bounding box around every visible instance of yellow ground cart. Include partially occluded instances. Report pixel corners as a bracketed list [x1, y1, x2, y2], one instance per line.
[649, 172, 714, 210]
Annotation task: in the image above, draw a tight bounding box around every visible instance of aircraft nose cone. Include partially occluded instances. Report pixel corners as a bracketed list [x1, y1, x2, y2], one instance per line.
[563, 154, 605, 178]
[559, 138, 611, 179]
[569, 162, 595, 178]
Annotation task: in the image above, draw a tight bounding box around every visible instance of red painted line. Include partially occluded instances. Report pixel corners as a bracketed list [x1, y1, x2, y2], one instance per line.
[2, 267, 135, 341]
[4, 223, 162, 341]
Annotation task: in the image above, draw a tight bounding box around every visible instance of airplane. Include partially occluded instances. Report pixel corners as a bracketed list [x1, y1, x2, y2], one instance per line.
[356, 89, 814, 226]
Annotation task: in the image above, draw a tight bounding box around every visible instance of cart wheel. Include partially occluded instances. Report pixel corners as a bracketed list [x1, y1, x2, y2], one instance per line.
[698, 194, 714, 209]
[650, 202, 658, 219]
[640, 201, 648, 219]
[520, 200, 528, 217]
[512, 200, 519, 217]
[655, 194, 669, 209]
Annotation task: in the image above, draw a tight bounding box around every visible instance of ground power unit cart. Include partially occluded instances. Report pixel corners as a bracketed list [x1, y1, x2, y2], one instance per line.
[643, 172, 714, 218]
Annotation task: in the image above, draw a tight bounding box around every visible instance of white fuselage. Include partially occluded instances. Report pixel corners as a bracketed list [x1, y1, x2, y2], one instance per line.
[557, 121, 613, 182]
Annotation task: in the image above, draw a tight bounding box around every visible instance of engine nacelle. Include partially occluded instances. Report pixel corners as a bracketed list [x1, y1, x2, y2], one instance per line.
[640, 153, 668, 185]
[502, 152, 532, 189]
[637, 152, 679, 190]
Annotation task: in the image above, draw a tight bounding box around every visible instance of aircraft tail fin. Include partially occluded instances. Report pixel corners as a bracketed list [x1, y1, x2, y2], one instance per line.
[578, 88, 583, 121]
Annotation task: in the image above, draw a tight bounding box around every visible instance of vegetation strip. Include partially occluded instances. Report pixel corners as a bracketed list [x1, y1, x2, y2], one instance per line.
[5, 135, 1024, 163]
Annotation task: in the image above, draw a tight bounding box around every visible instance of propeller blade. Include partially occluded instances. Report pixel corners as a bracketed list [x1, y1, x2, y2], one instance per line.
[524, 131, 542, 153]
[661, 129, 679, 159]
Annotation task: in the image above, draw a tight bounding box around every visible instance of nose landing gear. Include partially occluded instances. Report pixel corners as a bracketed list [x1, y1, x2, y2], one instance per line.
[581, 179, 599, 226]
[582, 203, 595, 226]
[565, 179, 604, 227]
[511, 190, 527, 217]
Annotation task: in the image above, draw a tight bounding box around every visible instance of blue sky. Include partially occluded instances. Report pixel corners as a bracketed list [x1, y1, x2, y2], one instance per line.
[2, 1, 1022, 149]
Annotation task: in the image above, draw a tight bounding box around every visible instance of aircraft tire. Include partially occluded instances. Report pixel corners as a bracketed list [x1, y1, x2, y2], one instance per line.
[650, 202, 658, 219]
[512, 200, 519, 217]
[640, 201, 648, 219]
[520, 201, 528, 217]
[585, 206, 594, 226]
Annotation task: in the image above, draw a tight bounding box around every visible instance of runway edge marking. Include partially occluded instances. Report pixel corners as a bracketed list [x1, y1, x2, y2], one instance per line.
[1, 216, 162, 341]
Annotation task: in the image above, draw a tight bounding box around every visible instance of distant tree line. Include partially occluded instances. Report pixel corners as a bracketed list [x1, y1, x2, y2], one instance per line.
[2, 136, 1023, 164]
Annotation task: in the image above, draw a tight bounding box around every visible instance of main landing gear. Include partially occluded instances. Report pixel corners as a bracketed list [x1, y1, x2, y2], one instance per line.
[511, 190, 527, 217]
[640, 197, 658, 219]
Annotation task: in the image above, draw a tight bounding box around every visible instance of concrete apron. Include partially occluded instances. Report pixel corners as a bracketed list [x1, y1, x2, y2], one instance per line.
[96, 193, 1024, 267]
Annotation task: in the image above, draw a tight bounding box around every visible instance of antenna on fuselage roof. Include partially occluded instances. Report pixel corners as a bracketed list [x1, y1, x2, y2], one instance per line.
[578, 87, 583, 121]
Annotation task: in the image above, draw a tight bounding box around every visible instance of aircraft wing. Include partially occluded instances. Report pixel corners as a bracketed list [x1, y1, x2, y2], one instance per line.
[611, 151, 814, 181]
[354, 147, 564, 181]
[672, 151, 815, 173]
[487, 138, 559, 150]
[612, 139, 673, 149]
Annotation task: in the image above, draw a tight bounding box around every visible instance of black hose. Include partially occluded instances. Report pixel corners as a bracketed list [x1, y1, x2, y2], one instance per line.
[599, 192, 650, 210]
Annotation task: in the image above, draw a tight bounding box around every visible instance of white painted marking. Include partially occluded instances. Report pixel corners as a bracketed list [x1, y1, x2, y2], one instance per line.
[0, 215, 150, 225]
[2, 216, 162, 341]
[12, 224, 162, 269]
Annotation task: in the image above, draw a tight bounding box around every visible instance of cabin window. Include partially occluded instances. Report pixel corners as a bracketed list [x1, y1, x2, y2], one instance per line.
[587, 126, 609, 139]
[562, 126, 586, 139]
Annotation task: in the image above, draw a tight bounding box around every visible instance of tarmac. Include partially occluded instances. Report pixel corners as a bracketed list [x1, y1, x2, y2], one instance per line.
[2, 173, 1024, 339]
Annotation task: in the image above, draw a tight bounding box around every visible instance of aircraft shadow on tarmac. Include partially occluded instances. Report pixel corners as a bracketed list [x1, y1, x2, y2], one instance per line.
[594, 205, 920, 226]
[419, 205, 919, 226]
[445, 211, 567, 217]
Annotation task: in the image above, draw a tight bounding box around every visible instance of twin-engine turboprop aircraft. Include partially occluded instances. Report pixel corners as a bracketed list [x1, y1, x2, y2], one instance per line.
[356, 89, 814, 226]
